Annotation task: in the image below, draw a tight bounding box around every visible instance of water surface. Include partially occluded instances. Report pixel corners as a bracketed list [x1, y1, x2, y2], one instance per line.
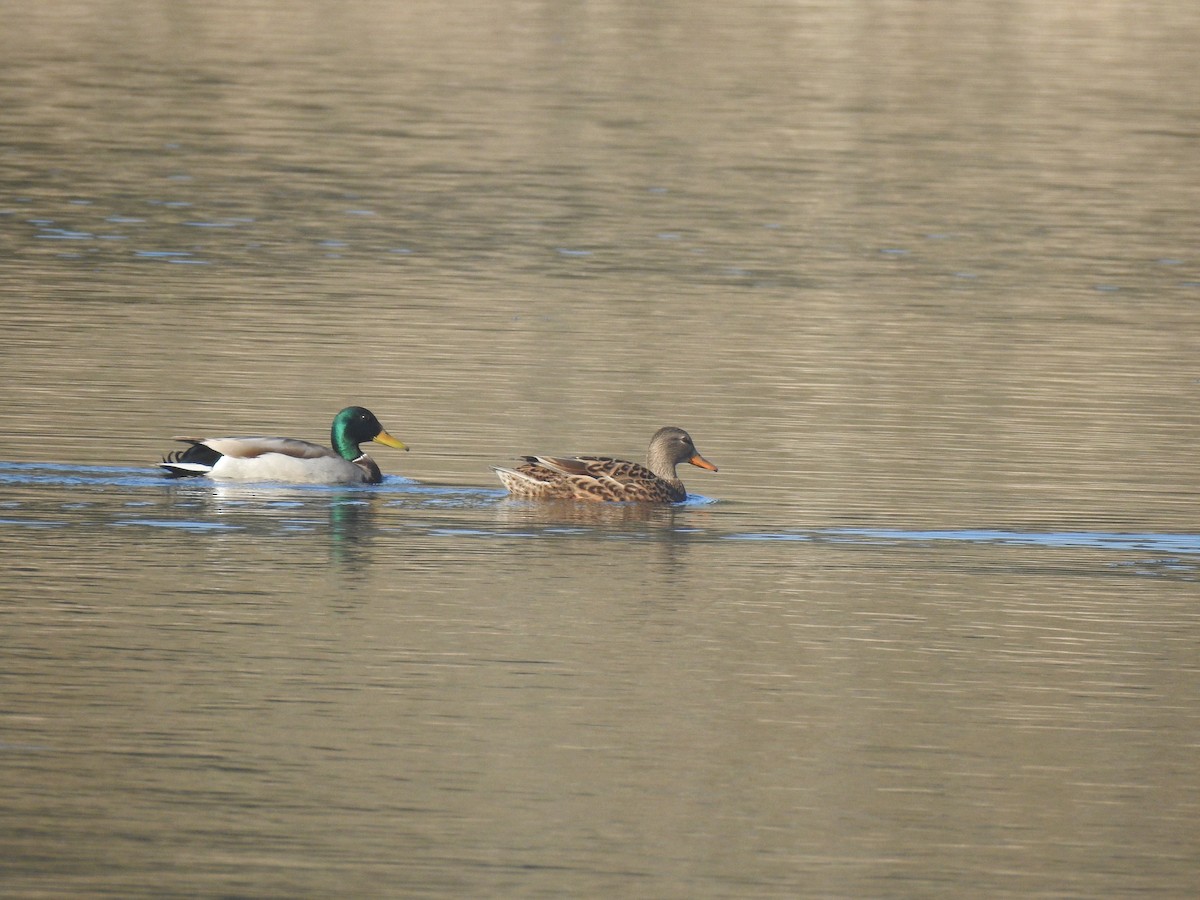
[2, 1, 1198, 897]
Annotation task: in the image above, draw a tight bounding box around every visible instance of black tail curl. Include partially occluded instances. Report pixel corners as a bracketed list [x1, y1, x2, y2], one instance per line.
[159, 441, 223, 478]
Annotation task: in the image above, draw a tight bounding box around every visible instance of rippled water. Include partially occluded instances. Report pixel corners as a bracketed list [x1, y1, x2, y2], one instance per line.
[3, 1, 1199, 897]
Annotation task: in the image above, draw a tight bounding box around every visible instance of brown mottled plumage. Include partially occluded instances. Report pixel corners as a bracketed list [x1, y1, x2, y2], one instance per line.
[493, 427, 717, 502]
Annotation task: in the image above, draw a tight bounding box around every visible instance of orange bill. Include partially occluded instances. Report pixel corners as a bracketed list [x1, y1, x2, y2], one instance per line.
[688, 454, 718, 472]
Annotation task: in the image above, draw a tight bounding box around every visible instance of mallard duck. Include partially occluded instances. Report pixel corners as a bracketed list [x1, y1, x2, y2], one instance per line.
[493, 426, 717, 502]
[159, 406, 408, 484]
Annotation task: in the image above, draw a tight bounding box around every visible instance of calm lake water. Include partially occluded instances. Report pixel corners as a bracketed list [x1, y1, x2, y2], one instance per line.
[2, 1, 1198, 897]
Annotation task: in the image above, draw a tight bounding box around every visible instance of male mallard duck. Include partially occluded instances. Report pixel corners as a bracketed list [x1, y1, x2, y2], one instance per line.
[493, 426, 717, 502]
[159, 406, 408, 484]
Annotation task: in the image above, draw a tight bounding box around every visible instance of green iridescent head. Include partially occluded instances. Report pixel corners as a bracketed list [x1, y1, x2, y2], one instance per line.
[330, 406, 408, 460]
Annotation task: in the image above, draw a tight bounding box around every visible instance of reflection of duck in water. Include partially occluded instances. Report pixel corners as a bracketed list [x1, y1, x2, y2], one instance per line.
[159, 406, 408, 485]
[493, 427, 717, 502]
[493, 497, 688, 530]
[198, 484, 382, 573]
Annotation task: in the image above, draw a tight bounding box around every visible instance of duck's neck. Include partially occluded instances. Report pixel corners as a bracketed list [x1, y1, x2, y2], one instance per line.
[645, 447, 681, 485]
[331, 426, 362, 462]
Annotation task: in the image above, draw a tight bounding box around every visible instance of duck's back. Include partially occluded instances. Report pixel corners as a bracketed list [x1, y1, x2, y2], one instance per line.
[498, 454, 683, 502]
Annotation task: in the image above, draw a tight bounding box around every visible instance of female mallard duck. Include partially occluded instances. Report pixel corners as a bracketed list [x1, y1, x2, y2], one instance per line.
[493, 426, 717, 502]
[159, 406, 408, 485]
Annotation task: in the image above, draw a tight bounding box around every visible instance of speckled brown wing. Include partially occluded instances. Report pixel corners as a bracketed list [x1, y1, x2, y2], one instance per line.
[494, 458, 574, 499]
[517, 455, 683, 503]
[490, 459, 564, 499]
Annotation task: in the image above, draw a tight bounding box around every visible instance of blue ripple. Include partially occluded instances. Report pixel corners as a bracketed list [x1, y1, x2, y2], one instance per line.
[114, 519, 242, 531]
[727, 527, 1200, 556]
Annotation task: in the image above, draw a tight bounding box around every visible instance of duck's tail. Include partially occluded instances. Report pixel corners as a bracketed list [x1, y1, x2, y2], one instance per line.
[159, 441, 221, 479]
